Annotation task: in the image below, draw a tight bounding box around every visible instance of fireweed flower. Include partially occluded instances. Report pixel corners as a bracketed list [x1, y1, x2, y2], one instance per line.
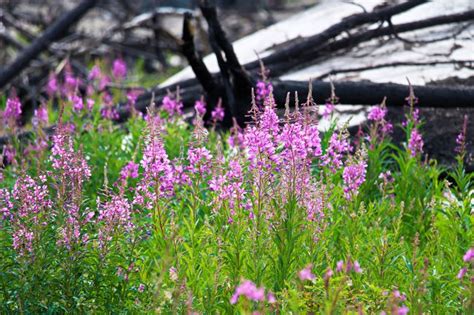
[256, 80, 273, 105]
[98, 195, 134, 249]
[298, 264, 316, 281]
[267, 292, 276, 304]
[230, 280, 266, 304]
[244, 101, 281, 173]
[457, 267, 467, 279]
[408, 129, 423, 157]
[0, 188, 13, 220]
[194, 99, 206, 116]
[88, 64, 101, 81]
[46, 72, 58, 96]
[3, 96, 22, 126]
[5, 175, 52, 255]
[209, 159, 248, 220]
[322, 103, 335, 119]
[70, 94, 84, 112]
[112, 58, 127, 80]
[455, 115, 468, 156]
[99, 75, 111, 91]
[32, 105, 48, 127]
[335, 259, 362, 274]
[51, 126, 91, 186]
[56, 204, 91, 250]
[368, 106, 387, 122]
[457, 248, 474, 282]
[120, 162, 139, 180]
[3, 145, 16, 164]
[63, 65, 79, 96]
[187, 147, 213, 175]
[343, 152, 367, 200]
[211, 102, 225, 122]
[134, 114, 175, 209]
[161, 95, 183, 116]
[100, 92, 119, 120]
[321, 132, 351, 172]
[463, 248, 474, 262]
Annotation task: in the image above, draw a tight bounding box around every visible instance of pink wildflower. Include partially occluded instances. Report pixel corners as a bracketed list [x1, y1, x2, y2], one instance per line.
[161, 95, 183, 116]
[112, 58, 127, 80]
[322, 103, 335, 119]
[408, 129, 423, 157]
[368, 106, 387, 122]
[256, 80, 273, 105]
[267, 292, 276, 304]
[211, 102, 225, 122]
[353, 261, 363, 273]
[187, 146, 213, 175]
[457, 267, 467, 279]
[46, 72, 58, 96]
[298, 264, 316, 281]
[70, 94, 84, 112]
[230, 280, 266, 304]
[343, 160, 367, 200]
[463, 248, 474, 262]
[455, 115, 468, 156]
[120, 162, 139, 180]
[3, 96, 22, 125]
[88, 64, 101, 81]
[397, 306, 409, 315]
[194, 100, 206, 116]
[32, 105, 48, 127]
[322, 133, 351, 172]
[98, 195, 134, 248]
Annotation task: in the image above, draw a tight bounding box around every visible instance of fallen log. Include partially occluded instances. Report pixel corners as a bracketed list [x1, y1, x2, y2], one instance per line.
[130, 79, 474, 114]
[269, 9, 474, 75]
[243, 0, 428, 72]
[0, 0, 99, 90]
[158, 5, 474, 92]
[270, 80, 474, 109]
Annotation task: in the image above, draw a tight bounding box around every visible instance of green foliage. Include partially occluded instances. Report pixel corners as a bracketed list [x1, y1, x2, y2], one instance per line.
[0, 89, 472, 314]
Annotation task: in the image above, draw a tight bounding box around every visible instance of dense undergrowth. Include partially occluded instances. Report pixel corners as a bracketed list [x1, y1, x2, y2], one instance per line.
[0, 60, 473, 314]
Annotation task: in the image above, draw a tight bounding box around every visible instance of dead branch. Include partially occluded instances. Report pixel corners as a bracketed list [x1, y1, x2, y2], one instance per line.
[315, 60, 474, 80]
[0, 0, 99, 89]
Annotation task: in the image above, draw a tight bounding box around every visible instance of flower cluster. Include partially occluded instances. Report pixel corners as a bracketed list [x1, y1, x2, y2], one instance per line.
[194, 99, 206, 116]
[162, 95, 183, 116]
[120, 161, 139, 181]
[455, 115, 468, 157]
[298, 264, 316, 281]
[98, 195, 133, 249]
[51, 126, 91, 186]
[3, 96, 22, 126]
[343, 149, 367, 200]
[408, 129, 424, 157]
[112, 58, 127, 80]
[368, 106, 387, 122]
[256, 80, 273, 105]
[381, 290, 409, 315]
[211, 101, 225, 122]
[457, 248, 474, 282]
[230, 280, 275, 305]
[134, 116, 175, 209]
[336, 259, 362, 274]
[3, 175, 52, 255]
[322, 132, 351, 172]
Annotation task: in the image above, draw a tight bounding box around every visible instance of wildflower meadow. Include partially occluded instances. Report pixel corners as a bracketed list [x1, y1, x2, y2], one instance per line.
[0, 60, 472, 314]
